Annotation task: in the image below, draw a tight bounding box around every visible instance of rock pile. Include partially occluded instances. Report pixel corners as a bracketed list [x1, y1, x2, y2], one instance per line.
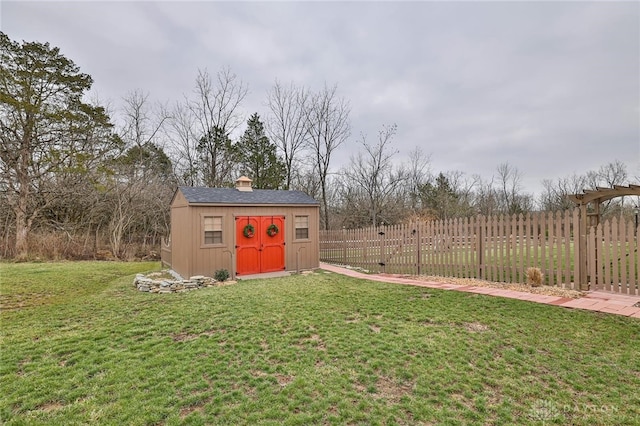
[134, 272, 230, 293]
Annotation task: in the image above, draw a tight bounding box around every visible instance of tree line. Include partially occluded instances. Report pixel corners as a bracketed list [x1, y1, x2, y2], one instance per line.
[1, 33, 637, 260]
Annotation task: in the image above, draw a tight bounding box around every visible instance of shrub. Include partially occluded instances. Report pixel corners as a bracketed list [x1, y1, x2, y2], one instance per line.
[214, 269, 230, 282]
[526, 267, 544, 287]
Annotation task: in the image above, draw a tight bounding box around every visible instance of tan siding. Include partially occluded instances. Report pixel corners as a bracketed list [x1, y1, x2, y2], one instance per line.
[170, 205, 191, 278]
[171, 191, 189, 208]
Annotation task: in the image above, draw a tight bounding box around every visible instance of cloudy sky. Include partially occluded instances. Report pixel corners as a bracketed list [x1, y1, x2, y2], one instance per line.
[2, 1, 639, 197]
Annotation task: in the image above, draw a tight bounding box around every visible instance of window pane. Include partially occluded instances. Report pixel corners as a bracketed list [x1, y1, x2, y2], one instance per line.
[295, 216, 309, 240]
[204, 216, 222, 244]
[295, 216, 308, 228]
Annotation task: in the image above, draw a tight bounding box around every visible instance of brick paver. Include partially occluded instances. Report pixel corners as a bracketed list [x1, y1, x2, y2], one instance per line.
[320, 263, 640, 318]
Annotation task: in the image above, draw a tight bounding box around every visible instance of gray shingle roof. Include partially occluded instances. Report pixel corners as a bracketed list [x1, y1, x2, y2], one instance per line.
[178, 186, 319, 205]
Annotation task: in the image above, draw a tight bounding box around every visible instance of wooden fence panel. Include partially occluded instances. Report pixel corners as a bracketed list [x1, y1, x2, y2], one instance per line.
[319, 210, 638, 294]
[532, 213, 539, 270]
[619, 219, 627, 292]
[161, 237, 171, 268]
[572, 209, 580, 290]
[636, 222, 639, 295]
[612, 218, 620, 290]
[593, 223, 599, 290]
[627, 223, 640, 296]
[511, 215, 518, 283]
[555, 211, 562, 288]
[603, 221, 612, 292]
[563, 210, 572, 289]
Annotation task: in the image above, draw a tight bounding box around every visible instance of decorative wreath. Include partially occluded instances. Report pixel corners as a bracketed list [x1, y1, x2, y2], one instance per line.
[243, 224, 255, 238]
[266, 224, 279, 237]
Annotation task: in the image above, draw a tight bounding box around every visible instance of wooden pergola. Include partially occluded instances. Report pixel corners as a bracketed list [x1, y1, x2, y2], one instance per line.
[567, 184, 640, 289]
[567, 184, 640, 228]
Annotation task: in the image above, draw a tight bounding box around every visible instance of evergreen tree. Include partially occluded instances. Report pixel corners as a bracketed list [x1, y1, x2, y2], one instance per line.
[420, 173, 460, 220]
[0, 32, 118, 257]
[236, 113, 285, 189]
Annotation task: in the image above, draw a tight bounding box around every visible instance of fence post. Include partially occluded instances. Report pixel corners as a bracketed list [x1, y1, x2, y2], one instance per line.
[416, 224, 421, 276]
[379, 224, 386, 273]
[476, 216, 484, 279]
[575, 206, 589, 291]
[342, 227, 347, 265]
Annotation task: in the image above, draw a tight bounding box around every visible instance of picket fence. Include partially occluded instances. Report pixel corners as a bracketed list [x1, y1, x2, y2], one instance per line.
[319, 210, 639, 295]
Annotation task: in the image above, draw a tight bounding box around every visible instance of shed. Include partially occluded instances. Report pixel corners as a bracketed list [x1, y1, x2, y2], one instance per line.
[163, 176, 320, 279]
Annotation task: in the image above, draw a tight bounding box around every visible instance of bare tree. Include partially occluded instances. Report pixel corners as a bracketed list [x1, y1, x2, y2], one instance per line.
[191, 67, 247, 187]
[345, 124, 407, 226]
[406, 147, 432, 213]
[104, 91, 173, 258]
[596, 160, 628, 188]
[266, 80, 310, 189]
[539, 173, 587, 211]
[165, 67, 247, 187]
[166, 101, 198, 185]
[495, 162, 530, 214]
[190, 67, 247, 136]
[474, 175, 499, 216]
[120, 90, 170, 177]
[304, 84, 351, 230]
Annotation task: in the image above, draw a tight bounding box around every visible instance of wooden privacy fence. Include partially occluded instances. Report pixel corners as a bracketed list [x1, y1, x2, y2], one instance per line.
[161, 237, 171, 269]
[319, 210, 639, 295]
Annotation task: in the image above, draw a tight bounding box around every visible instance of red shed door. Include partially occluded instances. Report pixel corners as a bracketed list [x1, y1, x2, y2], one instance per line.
[235, 216, 285, 275]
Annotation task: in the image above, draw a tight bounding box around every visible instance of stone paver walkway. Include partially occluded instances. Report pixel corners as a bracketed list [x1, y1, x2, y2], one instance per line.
[320, 263, 640, 318]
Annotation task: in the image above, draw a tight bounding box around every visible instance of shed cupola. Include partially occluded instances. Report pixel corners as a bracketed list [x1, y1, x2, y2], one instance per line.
[235, 176, 253, 192]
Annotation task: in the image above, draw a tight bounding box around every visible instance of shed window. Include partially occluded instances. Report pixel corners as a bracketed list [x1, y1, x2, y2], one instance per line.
[204, 216, 222, 244]
[295, 216, 309, 240]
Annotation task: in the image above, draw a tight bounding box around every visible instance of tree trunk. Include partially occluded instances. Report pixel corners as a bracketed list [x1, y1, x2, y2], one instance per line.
[14, 145, 32, 259]
[14, 208, 29, 259]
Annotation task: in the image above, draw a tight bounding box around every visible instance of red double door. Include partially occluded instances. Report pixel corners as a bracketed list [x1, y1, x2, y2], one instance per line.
[235, 216, 285, 275]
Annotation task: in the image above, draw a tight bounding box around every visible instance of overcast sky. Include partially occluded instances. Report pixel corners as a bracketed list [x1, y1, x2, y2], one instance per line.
[2, 1, 639, 197]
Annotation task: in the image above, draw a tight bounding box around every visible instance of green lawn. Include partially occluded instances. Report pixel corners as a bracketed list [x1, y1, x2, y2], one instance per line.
[1, 262, 639, 425]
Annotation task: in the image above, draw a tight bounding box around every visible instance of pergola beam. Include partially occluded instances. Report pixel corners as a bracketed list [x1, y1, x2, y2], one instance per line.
[567, 185, 640, 206]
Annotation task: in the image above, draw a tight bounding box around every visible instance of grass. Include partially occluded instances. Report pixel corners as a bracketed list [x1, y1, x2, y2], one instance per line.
[1, 261, 639, 425]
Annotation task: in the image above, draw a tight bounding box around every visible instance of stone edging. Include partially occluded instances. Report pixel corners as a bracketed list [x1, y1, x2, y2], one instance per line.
[134, 271, 235, 293]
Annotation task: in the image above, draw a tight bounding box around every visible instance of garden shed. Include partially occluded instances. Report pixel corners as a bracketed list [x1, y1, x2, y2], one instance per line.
[162, 176, 320, 279]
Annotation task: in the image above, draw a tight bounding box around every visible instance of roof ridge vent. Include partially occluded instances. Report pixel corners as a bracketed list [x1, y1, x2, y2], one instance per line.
[235, 176, 253, 192]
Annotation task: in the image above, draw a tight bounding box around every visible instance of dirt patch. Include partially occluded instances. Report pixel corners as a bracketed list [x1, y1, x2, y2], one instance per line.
[180, 404, 205, 419]
[172, 329, 225, 342]
[464, 322, 489, 332]
[412, 275, 585, 299]
[0, 293, 55, 310]
[375, 376, 414, 403]
[37, 402, 64, 412]
[275, 374, 294, 387]
[306, 334, 326, 351]
[145, 271, 177, 280]
[296, 334, 327, 351]
[250, 369, 269, 378]
[171, 332, 199, 342]
[345, 315, 360, 324]
[369, 324, 381, 333]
